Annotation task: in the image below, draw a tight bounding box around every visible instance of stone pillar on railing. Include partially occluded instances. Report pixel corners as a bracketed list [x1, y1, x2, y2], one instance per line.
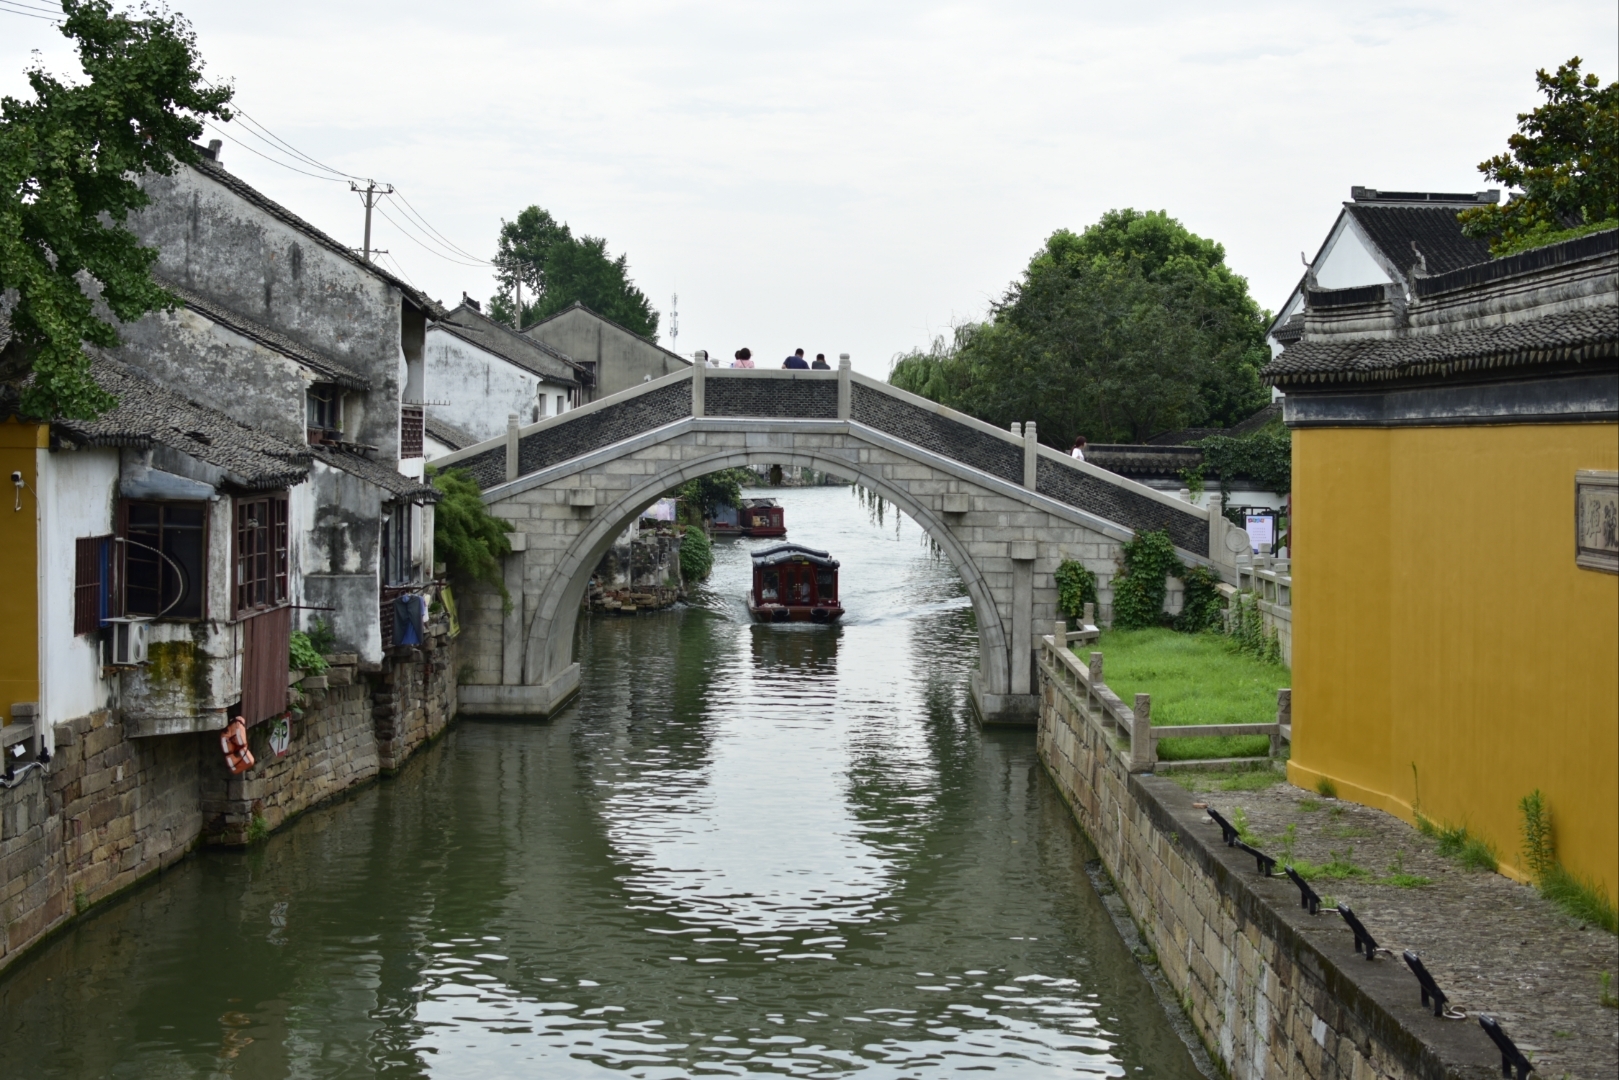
[1054, 620, 1067, 648]
[1131, 692, 1156, 771]
[837, 355, 851, 421]
[1023, 420, 1038, 489]
[505, 413, 520, 482]
[692, 353, 706, 418]
[1273, 687, 1292, 757]
[1088, 651, 1103, 685]
[1082, 601, 1095, 629]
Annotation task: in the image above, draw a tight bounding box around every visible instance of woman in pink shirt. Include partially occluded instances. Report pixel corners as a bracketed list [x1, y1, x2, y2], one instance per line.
[731, 347, 755, 369]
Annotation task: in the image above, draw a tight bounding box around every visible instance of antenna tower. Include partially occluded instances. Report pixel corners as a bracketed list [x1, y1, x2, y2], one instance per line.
[670, 292, 679, 352]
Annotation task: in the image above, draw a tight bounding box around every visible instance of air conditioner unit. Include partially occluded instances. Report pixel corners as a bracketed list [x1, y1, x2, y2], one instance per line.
[104, 618, 152, 666]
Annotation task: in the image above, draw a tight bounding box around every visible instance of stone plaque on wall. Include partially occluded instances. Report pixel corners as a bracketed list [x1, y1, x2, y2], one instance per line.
[1575, 469, 1618, 574]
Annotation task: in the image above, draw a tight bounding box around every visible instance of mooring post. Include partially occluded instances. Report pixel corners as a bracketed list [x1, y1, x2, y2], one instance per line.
[837, 355, 851, 421]
[1132, 692, 1156, 770]
[1023, 420, 1038, 489]
[692, 352, 706, 418]
[505, 413, 520, 482]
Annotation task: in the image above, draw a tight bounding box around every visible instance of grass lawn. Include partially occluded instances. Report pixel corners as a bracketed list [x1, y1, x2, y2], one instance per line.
[1076, 628, 1289, 760]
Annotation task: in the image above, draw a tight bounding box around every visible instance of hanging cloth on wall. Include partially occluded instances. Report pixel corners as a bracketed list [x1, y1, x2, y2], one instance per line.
[394, 593, 425, 646]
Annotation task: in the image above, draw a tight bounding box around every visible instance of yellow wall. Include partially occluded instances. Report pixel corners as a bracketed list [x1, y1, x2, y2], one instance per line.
[1, 420, 45, 727]
[1289, 422, 1619, 902]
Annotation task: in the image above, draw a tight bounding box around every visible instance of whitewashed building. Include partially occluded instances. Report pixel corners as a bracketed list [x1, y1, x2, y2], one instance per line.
[425, 298, 585, 455]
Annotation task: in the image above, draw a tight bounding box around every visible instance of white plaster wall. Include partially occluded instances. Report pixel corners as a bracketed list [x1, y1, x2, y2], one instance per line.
[425, 328, 574, 444]
[1315, 219, 1392, 290]
[35, 445, 120, 743]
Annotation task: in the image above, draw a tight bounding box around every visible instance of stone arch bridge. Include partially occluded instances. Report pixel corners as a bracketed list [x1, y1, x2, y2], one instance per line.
[437, 362, 1252, 723]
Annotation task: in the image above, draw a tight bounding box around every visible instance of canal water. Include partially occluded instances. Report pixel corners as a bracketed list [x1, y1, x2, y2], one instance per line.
[0, 486, 1203, 1080]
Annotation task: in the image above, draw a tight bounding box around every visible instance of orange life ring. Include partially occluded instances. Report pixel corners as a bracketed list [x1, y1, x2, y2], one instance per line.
[220, 718, 255, 774]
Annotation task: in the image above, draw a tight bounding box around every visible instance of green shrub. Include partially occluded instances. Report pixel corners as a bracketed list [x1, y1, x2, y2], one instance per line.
[1054, 560, 1099, 624]
[1175, 564, 1225, 633]
[1518, 790, 1617, 932]
[1112, 529, 1181, 629]
[245, 815, 270, 844]
[431, 467, 513, 601]
[305, 617, 337, 656]
[679, 525, 714, 583]
[1519, 789, 1555, 882]
[1197, 425, 1291, 504]
[288, 631, 328, 675]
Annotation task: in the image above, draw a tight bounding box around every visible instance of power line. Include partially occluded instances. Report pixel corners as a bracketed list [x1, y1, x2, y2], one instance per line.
[203, 122, 349, 182]
[374, 204, 490, 268]
[0, 3, 62, 21]
[0, 0, 64, 15]
[388, 190, 492, 265]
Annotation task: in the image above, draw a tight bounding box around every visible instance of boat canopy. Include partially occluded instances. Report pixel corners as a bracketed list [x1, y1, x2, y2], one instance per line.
[749, 543, 840, 569]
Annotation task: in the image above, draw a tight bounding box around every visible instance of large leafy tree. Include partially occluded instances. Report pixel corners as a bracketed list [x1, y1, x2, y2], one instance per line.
[0, 0, 232, 419]
[488, 205, 659, 339]
[1459, 58, 1619, 256]
[890, 210, 1270, 445]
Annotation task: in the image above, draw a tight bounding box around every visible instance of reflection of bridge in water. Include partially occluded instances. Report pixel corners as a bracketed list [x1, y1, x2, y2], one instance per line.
[437, 361, 1253, 723]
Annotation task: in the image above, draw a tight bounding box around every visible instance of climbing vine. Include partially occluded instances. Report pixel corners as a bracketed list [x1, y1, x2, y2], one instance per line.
[430, 467, 513, 602]
[1054, 560, 1099, 625]
[1175, 565, 1225, 633]
[1197, 426, 1292, 507]
[1111, 529, 1182, 630]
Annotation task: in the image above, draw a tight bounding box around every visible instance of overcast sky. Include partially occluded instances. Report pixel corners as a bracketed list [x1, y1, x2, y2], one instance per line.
[4, 1, 1615, 376]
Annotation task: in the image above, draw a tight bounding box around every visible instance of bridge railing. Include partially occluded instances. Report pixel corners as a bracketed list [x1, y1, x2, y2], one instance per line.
[1037, 626, 1290, 774]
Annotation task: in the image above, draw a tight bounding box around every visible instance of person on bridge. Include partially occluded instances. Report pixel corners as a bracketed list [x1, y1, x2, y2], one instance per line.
[732, 347, 755, 368]
[783, 348, 809, 369]
[811, 353, 831, 369]
[1070, 435, 1087, 461]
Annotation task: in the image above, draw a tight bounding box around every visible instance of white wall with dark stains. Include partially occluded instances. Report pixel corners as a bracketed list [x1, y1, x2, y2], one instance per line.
[131, 161, 407, 464]
[34, 444, 119, 746]
[425, 326, 575, 444]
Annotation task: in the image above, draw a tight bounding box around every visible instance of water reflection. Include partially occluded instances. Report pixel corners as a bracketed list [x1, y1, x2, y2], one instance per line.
[0, 487, 1201, 1080]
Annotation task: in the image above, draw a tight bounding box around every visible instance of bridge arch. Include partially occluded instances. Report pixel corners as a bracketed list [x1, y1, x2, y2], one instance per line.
[524, 447, 1011, 710]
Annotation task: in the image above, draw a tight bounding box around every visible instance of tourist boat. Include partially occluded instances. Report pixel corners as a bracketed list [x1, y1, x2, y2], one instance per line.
[747, 544, 843, 622]
[740, 498, 786, 537]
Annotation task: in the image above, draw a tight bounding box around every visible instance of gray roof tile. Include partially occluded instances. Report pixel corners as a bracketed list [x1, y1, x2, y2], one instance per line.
[55, 356, 311, 489]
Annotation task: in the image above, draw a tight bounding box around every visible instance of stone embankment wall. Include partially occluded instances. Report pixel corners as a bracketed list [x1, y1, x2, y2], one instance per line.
[1037, 638, 1500, 1080]
[0, 623, 457, 974]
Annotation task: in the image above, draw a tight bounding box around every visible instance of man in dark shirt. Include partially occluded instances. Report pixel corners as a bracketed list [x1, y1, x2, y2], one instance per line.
[811, 353, 831, 369]
[783, 348, 809, 369]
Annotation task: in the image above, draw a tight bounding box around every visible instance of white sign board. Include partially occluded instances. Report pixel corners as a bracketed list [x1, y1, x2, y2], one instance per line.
[268, 717, 291, 758]
[1245, 514, 1275, 553]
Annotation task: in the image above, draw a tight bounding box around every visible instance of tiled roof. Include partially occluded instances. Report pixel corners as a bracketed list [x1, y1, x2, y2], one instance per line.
[435, 303, 583, 383]
[1344, 203, 1491, 278]
[309, 444, 439, 502]
[189, 153, 447, 318]
[54, 356, 310, 489]
[159, 279, 371, 390]
[424, 415, 477, 451]
[1263, 306, 1618, 386]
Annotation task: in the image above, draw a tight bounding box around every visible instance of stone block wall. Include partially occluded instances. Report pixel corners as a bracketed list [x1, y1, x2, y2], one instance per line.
[1, 711, 203, 972]
[1038, 652, 1499, 1080]
[1, 623, 458, 975]
[373, 621, 457, 773]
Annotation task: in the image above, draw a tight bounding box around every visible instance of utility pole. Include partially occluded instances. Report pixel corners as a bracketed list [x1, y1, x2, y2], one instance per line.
[670, 292, 679, 353]
[515, 278, 522, 331]
[350, 180, 395, 263]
